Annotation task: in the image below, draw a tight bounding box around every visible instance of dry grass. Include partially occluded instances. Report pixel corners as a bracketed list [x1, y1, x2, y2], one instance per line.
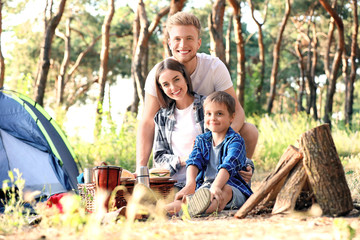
[1, 176, 360, 240]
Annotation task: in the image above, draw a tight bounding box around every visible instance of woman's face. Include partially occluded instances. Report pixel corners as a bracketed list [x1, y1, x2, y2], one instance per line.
[158, 69, 188, 101]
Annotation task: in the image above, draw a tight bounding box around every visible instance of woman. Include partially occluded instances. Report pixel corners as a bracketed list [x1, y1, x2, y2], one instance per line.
[153, 58, 206, 189]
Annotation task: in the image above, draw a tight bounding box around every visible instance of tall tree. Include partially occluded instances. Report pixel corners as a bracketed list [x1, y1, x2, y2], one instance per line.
[306, 17, 318, 120]
[320, 0, 344, 126]
[95, 0, 115, 137]
[247, 0, 268, 104]
[227, 0, 246, 107]
[130, 0, 169, 114]
[294, 33, 305, 112]
[56, 17, 71, 105]
[162, 0, 186, 58]
[345, 0, 358, 126]
[266, 0, 291, 114]
[208, 0, 226, 64]
[0, 1, 4, 88]
[225, 13, 232, 69]
[35, 0, 67, 106]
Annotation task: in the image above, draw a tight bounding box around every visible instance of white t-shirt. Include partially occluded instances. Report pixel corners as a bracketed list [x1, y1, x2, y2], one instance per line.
[170, 103, 200, 183]
[144, 53, 233, 97]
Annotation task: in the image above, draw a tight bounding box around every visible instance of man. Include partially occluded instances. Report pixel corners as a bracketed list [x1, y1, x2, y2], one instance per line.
[136, 12, 258, 182]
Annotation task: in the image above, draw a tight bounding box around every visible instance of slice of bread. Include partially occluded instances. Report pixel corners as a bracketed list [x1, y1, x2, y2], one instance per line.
[121, 169, 135, 179]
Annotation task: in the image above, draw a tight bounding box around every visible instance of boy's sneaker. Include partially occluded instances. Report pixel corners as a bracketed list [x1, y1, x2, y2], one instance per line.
[187, 188, 211, 217]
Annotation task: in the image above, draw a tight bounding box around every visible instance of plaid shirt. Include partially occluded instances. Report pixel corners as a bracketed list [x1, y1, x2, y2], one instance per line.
[186, 127, 253, 198]
[153, 93, 206, 176]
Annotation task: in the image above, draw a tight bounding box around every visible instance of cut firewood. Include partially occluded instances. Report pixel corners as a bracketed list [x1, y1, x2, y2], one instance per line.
[299, 124, 353, 216]
[272, 161, 308, 214]
[234, 145, 303, 219]
[259, 147, 296, 206]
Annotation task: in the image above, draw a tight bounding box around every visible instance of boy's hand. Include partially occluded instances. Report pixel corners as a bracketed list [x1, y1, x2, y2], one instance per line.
[209, 186, 223, 204]
[175, 184, 195, 201]
[239, 165, 253, 183]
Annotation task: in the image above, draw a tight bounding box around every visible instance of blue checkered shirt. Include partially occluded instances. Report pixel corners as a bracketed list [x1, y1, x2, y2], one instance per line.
[153, 93, 206, 177]
[186, 127, 253, 198]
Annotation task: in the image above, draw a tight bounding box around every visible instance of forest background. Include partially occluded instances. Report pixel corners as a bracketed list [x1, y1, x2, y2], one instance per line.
[0, 0, 359, 176]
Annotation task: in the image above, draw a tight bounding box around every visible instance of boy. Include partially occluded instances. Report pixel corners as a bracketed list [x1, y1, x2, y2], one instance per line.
[165, 91, 252, 216]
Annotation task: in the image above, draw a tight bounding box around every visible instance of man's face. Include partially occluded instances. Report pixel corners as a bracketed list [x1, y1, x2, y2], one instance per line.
[168, 25, 201, 65]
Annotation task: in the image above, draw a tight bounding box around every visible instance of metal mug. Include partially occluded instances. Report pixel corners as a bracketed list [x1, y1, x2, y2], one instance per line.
[136, 166, 150, 187]
[83, 168, 94, 184]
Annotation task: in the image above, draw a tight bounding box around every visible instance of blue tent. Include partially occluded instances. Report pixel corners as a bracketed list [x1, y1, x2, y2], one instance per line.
[0, 89, 80, 198]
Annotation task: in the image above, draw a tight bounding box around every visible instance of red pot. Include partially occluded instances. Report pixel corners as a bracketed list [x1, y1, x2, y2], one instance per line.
[93, 165, 122, 192]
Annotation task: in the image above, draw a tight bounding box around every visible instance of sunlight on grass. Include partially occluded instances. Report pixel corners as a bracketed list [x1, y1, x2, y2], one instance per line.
[249, 113, 319, 171]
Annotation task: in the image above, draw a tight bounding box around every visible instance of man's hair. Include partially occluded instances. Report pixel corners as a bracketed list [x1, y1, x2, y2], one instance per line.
[203, 91, 236, 116]
[155, 58, 193, 109]
[166, 12, 201, 37]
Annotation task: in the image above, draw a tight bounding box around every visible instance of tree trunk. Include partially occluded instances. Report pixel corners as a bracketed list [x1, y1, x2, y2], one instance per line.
[0, 1, 4, 89]
[306, 18, 318, 120]
[35, 0, 67, 106]
[234, 145, 303, 219]
[225, 14, 232, 70]
[272, 161, 308, 214]
[208, 0, 226, 64]
[294, 38, 305, 112]
[162, 0, 186, 58]
[345, 0, 358, 126]
[129, 7, 140, 114]
[95, 0, 115, 137]
[320, 0, 345, 126]
[131, 3, 169, 114]
[247, 0, 268, 105]
[299, 124, 353, 216]
[227, 0, 246, 108]
[56, 17, 71, 105]
[266, 0, 291, 114]
[323, 1, 335, 82]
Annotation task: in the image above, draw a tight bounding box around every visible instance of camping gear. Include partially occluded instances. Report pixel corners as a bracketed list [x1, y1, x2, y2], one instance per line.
[78, 178, 177, 212]
[83, 168, 94, 184]
[136, 166, 150, 187]
[0, 89, 80, 199]
[93, 164, 122, 191]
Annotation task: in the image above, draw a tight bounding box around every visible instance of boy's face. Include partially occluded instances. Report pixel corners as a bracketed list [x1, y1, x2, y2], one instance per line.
[204, 102, 234, 135]
[168, 25, 201, 66]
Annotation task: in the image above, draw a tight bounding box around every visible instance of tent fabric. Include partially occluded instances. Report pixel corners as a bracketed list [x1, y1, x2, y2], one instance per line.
[0, 89, 79, 198]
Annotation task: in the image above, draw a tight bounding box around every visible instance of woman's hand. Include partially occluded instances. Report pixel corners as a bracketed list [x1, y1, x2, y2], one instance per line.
[179, 156, 187, 167]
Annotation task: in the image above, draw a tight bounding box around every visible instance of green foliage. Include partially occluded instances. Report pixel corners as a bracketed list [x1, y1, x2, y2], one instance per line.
[73, 112, 138, 172]
[248, 112, 319, 171]
[0, 170, 30, 234]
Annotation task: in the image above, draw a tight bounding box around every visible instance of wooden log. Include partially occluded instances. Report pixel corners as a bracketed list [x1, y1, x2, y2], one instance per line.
[234, 145, 303, 219]
[259, 148, 295, 206]
[272, 161, 308, 214]
[299, 124, 353, 216]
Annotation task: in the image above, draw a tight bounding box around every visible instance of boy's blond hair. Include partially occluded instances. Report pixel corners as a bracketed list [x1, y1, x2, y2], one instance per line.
[203, 91, 236, 116]
[166, 12, 201, 37]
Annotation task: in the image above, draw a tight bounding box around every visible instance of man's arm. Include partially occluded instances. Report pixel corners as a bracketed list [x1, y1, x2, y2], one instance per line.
[136, 93, 160, 169]
[223, 87, 245, 132]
